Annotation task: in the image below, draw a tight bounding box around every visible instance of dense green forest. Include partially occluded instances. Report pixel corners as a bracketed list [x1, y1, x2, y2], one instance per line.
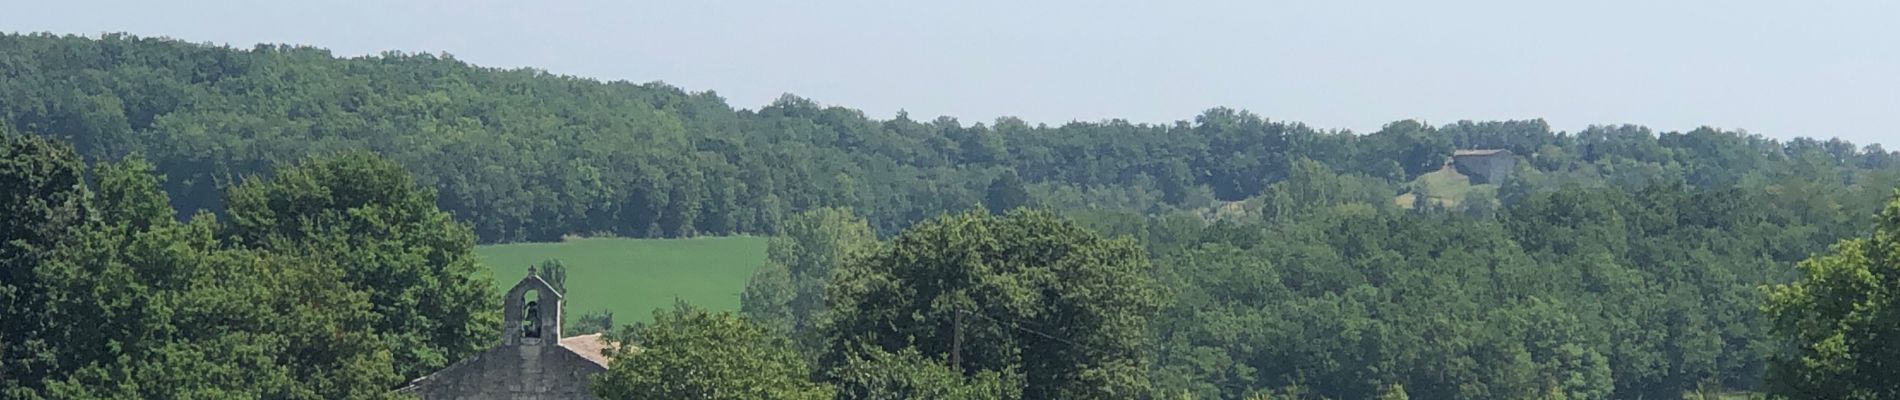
[1, 134, 496, 398]
[7, 33, 1893, 243]
[5, 33, 1900, 399]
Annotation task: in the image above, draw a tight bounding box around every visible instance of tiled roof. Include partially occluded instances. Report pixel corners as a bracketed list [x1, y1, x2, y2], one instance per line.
[559, 333, 615, 368]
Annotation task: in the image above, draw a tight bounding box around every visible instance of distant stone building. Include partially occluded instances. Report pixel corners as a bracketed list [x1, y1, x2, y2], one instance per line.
[1451, 149, 1516, 184]
[400, 271, 613, 399]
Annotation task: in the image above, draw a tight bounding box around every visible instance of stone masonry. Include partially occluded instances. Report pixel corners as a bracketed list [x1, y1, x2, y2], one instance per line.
[400, 273, 611, 399]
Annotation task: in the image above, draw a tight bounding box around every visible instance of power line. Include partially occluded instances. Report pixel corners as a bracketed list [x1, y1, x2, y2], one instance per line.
[953, 306, 1119, 358]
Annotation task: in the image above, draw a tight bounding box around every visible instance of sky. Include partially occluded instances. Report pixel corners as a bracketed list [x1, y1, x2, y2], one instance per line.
[4, 0, 1896, 146]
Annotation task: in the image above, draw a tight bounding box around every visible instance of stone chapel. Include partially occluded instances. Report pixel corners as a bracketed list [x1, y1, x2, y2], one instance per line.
[399, 270, 613, 399]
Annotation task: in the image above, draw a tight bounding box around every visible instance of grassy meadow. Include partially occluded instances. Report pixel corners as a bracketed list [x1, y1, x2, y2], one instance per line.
[476, 236, 769, 323]
[1395, 166, 1497, 209]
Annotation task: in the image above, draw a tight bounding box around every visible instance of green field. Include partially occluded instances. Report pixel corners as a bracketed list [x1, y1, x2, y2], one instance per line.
[476, 236, 769, 323]
[1396, 166, 1497, 209]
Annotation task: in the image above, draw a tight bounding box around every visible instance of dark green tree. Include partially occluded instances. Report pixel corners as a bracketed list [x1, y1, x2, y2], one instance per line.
[1364, 120, 1452, 178]
[536, 259, 569, 294]
[0, 132, 91, 397]
[571, 310, 615, 336]
[741, 259, 797, 334]
[1763, 192, 1900, 399]
[830, 346, 1020, 400]
[824, 210, 1162, 399]
[221, 152, 499, 380]
[33, 157, 401, 399]
[740, 207, 876, 349]
[984, 171, 1031, 214]
[592, 305, 832, 399]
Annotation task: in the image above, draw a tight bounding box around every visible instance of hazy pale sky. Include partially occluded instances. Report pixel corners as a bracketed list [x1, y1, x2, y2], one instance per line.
[5, 0, 1896, 146]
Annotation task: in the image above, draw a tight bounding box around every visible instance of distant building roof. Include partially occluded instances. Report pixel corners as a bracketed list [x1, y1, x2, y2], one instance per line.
[560, 333, 616, 368]
[1453, 149, 1509, 156]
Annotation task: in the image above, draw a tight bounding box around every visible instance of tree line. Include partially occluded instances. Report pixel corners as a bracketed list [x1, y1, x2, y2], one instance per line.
[5, 33, 1900, 399]
[3, 33, 1894, 244]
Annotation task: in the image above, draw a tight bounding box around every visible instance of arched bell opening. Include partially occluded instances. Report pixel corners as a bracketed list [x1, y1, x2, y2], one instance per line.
[502, 270, 563, 346]
[520, 289, 543, 339]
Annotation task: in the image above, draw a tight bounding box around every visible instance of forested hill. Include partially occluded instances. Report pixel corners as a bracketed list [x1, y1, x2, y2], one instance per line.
[10, 32, 1900, 400]
[2, 32, 1898, 244]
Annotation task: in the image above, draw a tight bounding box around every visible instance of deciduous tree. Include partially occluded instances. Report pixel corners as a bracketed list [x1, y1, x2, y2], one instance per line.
[824, 210, 1161, 399]
[1764, 192, 1900, 399]
[593, 306, 831, 400]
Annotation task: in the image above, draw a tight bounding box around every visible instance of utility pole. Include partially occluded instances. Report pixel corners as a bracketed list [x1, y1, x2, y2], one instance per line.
[950, 308, 963, 369]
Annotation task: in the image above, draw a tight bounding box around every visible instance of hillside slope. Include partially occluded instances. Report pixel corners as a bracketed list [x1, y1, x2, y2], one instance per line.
[2, 33, 1896, 244]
